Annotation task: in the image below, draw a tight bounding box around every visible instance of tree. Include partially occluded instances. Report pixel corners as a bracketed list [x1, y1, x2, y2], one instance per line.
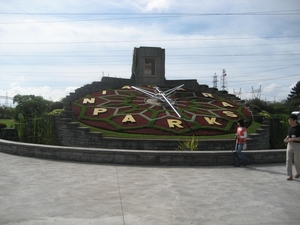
[0, 105, 14, 119]
[268, 102, 288, 114]
[50, 101, 64, 111]
[286, 81, 300, 112]
[13, 95, 52, 121]
[246, 98, 289, 116]
[287, 81, 300, 101]
[247, 98, 268, 113]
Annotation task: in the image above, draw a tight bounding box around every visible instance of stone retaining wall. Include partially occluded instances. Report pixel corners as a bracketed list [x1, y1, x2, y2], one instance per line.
[0, 139, 285, 166]
[54, 116, 270, 150]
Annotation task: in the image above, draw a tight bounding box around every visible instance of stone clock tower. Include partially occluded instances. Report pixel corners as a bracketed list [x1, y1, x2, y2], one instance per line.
[131, 46, 165, 86]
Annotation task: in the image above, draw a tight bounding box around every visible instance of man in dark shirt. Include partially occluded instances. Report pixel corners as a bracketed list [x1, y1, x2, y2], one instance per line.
[284, 114, 300, 180]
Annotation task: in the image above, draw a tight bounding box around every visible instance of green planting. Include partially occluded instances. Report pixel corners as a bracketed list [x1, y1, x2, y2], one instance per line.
[72, 87, 253, 136]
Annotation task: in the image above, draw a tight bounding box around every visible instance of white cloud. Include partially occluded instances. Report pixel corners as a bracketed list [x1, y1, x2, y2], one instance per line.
[263, 83, 278, 93]
[0, 0, 299, 104]
[1, 85, 77, 105]
[144, 0, 171, 12]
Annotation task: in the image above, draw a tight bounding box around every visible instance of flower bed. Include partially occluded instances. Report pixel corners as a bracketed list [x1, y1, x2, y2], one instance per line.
[71, 86, 252, 136]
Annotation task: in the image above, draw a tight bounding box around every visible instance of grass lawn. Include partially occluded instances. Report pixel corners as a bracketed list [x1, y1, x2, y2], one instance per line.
[0, 119, 14, 128]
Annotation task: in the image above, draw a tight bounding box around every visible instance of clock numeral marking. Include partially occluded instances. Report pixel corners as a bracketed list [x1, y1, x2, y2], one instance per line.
[167, 119, 183, 128]
[102, 90, 107, 95]
[204, 117, 222, 125]
[223, 111, 237, 117]
[222, 102, 234, 107]
[202, 93, 214, 98]
[122, 114, 136, 123]
[83, 98, 95, 104]
[93, 108, 107, 115]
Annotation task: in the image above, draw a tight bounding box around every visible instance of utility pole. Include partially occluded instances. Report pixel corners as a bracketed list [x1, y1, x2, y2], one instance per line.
[0, 92, 13, 106]
[220, 69, 227, 91]
[233, 88, 242, 99]
[251, 85, 262, 99]
[212, 73, 218, 89]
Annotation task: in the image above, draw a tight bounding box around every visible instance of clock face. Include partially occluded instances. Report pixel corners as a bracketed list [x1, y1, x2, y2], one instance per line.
[71, 85, 252, 136]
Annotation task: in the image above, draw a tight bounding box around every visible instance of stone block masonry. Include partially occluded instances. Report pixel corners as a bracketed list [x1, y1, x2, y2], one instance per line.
[0, 114, 283, 166]
[54, 116, 270, 151]
[0, 139, 285, 166]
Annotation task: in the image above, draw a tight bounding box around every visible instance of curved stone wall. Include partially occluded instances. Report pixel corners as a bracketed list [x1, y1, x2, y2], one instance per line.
[0, 139, 285, 166]
[54, 116, 270, 150]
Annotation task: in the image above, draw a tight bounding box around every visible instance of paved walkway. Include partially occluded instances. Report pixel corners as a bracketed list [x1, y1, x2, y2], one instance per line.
[0, 152, 299, 225]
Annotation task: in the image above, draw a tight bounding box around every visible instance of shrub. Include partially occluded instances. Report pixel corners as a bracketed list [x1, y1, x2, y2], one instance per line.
[259, 110, 272, 119]
[49, 109, 64, 116]
[0, 122, 7, 130]
[250, 104, 261, 113]
[50, 102, 64, 111]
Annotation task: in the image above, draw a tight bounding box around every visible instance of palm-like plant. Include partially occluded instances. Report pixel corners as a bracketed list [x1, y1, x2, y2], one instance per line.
[177, 135, 199, 151]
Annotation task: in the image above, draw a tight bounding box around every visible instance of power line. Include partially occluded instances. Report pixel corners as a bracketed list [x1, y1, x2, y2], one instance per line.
[1, 62, 299, 74]
[1, 53, 300, 58]
[1, 9, 299, 25]
[1, 72, 298, 84]
[1, 41, 300, 54]
[1, 9, 300, 15]
[1, 35, 300, 45]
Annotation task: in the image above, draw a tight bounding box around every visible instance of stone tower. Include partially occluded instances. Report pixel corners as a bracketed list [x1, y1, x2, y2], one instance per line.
[131, 46, 165, 86]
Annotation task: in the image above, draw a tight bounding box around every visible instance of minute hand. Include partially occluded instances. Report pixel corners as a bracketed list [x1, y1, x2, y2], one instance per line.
[159, 92, 181, 118]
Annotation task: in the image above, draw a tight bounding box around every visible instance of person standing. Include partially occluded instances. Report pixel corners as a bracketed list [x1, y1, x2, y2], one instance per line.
[234, 119, 249, 167]
[284, 114, 300, 181]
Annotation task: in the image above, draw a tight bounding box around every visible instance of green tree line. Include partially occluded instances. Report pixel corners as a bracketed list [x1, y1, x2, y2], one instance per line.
[0, 81, 299, 146]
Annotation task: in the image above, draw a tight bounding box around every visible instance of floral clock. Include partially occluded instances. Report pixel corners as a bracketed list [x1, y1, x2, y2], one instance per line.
[71, 85, 252, 136]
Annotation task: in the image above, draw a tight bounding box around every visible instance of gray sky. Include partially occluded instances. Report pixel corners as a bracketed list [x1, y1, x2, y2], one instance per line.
[1, 0, 300, 105]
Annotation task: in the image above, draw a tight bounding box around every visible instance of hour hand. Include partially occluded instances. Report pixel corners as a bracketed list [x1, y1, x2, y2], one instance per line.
[131, 85, 182, 118]
[131, 86, 161, 101]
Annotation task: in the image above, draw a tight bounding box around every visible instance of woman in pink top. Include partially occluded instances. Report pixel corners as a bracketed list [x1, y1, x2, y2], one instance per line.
[234, 119, 250, 167]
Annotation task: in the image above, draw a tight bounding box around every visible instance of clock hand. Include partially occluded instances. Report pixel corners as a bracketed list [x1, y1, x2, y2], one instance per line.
[131, 86, 168, 102]
[131, 86, 160, 100]
[155, 87, 182, 118]
[131, 85, 183, 118]
[163, 84, 184, 97]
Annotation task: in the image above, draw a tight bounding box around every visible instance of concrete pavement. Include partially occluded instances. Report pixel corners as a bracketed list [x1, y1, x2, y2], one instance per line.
[0, 152, 299, 225]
